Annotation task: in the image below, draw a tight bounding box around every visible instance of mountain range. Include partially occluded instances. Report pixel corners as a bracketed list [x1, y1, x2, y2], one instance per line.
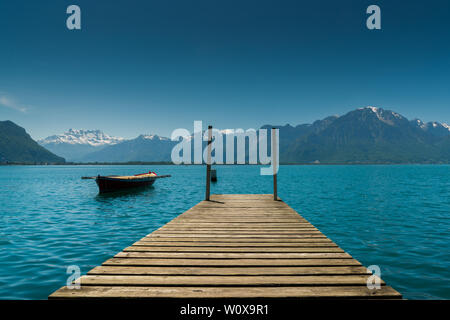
[263, 107, 450, 163]
[79, 134, 175, 162]
[37, 129, 124, 161]
[4, 106, 450, 164]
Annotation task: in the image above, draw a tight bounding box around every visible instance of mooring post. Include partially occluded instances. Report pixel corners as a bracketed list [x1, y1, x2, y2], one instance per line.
[272, 128, 278, 201]
[205, 125, 212, 201]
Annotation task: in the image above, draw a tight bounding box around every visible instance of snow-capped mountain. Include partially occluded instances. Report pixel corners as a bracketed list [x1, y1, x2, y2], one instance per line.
[265, 106, 450, 163]
[139, 134, 170, 141]
[410, 119, 450, 137]
[79, 134, 175, 163]
[38, 130, 175, 162]
[38, 129, 125, 161]
[359, 106, 450, 136]
[39, 129, 124, 147]
[358, 106, 406, 125]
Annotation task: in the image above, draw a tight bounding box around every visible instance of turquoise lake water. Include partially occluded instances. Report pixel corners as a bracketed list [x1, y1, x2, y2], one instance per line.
[0, 165, 449, 299]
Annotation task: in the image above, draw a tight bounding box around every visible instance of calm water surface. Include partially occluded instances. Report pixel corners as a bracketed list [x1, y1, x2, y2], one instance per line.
[0, 165, 449, 299]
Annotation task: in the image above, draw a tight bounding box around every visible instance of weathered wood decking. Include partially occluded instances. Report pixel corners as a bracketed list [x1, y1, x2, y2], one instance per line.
[49, 194, 401, 299]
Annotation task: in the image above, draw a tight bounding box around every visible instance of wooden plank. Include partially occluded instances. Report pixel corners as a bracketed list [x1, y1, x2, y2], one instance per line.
[159, 223, 311, 227]
[187, 204, 292, 207]
[176, 219, 304, 221]
[78, 275, 384, 286]
[133, 241, 338, 247]
[179, 210, 299, 214]
[102, 258, 360, 267]
[155, 231, 321, 235]
[164, 225, 314, 228]
[165, 223, 313, 227]
[185, 207, 295, 210]
[171, 219, 305, 222]
[124, 246, 344, 252]
[173, 218, 306, 221]
[185, 208, 296, 212]
[114, 252, 352, 259]
[195, 201, 288, 205]
[173, 211, 302, 215]
[163, 223, 314, 227]
[158, 227, 318, 233]
[211, 194, 273, 199]
[87, 266, 371, 276]
[50, 285, 401, 299]
[145, 235, 327, 239]
[185, 206, 296, 210]
[154, 231, 322, 235]
[182, 211, 300, 215]
[190, 201, 290, 204]
[177, 218, 304, 221]
[158, 226, 317, 229]
[136, 238, 335, 243]
[195, 204, 288, 208]
[176, 215, 303, 219]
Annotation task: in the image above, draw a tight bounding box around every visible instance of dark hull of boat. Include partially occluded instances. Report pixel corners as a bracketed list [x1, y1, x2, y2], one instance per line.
[95, 176, 155, 193]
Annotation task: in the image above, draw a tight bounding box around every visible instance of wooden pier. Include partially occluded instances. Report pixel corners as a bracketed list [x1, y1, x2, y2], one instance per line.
[49, 194, 401, 299]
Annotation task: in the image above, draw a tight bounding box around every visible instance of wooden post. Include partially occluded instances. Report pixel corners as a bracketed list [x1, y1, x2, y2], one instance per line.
[272, 128, 277, 201]
[205, 125, 212, 201]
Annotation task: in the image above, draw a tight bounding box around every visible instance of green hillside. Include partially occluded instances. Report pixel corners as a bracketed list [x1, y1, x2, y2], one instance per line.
[0, 121, 65, 164]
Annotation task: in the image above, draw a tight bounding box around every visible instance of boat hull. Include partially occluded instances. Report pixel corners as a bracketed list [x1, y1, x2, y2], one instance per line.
[95, 176, 156, 193]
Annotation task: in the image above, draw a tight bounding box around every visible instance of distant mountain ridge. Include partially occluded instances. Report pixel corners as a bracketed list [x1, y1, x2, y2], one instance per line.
[39, 129, 124, 146]
[0, 121, 64, 164]
[36, 106, 450, 164]
[263, 106, 450, 163]
[80, 134, 175, 162]
[38, 129, 124, 161]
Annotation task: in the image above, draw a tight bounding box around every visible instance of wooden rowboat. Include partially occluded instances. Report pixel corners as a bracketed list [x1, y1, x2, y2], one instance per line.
[83, 172, 171, 193]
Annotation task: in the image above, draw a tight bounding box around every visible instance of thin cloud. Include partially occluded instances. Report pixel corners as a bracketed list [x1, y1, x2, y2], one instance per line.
[0, 95, 29, 113]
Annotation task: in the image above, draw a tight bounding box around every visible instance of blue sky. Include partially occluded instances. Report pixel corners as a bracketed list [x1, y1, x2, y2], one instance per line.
[0, 0, 449, 139]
